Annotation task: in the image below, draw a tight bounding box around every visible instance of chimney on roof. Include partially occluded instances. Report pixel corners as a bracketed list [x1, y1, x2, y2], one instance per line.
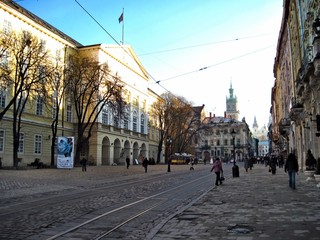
[209, 112, 212, 118]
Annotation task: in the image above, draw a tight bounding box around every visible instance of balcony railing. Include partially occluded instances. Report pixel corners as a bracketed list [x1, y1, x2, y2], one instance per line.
[298, 46, 314, 82]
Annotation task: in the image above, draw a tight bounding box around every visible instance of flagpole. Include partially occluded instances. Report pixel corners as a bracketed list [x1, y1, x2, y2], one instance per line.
[122, 8, 124, 45]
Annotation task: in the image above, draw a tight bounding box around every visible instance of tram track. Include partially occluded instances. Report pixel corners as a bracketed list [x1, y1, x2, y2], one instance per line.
[0, 170, 189, 217]
[44, 173, 211, 240]
[0, 166, 219, 239]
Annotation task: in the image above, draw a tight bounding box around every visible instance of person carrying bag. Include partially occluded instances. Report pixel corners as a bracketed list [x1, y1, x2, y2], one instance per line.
[210, 157, 223, 186]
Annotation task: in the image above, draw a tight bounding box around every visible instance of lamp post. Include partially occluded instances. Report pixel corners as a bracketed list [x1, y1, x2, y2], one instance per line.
[167, 136, 172, 172]
[231, 128, 239, 177]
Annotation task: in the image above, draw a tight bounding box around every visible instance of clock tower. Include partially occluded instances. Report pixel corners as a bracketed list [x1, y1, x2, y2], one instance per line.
[225, 82, 240, 120]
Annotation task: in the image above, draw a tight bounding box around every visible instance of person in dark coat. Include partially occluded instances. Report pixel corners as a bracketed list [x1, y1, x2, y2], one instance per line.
[142, 157, 148, 173]
[285, 152, 299, 190]
[269, 156, 277, 174]
[126, 156, 130, 169]
[244, 158, 249, 172]
[306, 149, 316, 170]
[80, 158, 87, 172]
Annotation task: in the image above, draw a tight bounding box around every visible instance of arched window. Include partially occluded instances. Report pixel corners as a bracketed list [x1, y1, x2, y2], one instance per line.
[140, 114, 145, 134]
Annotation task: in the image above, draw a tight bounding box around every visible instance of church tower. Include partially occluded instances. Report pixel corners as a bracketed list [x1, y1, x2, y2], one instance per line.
[225, 82, 240, 120]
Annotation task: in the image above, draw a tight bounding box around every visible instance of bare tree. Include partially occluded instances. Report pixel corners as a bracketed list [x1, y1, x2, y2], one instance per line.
[170, 97, 203, 154]
[150, 92, 177, 163]
[0, 30, 51, 167]
[65, 54, 125, 164]
[151, 92, 204, 162]
[43, 52, 66, 167]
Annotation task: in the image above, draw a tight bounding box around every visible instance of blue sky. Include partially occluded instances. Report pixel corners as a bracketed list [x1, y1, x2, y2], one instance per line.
[18, 0, 283, 129]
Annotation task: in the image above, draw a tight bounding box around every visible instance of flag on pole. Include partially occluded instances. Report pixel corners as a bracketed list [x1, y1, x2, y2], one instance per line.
[118, 13, 124, 23]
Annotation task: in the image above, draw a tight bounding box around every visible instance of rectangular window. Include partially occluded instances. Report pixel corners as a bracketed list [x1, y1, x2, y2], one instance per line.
[102, 108, 108, 124]
[113, 114, 120, 128]
[52, 96, 57, 119]
[17, 93, 27, 113]
[38, 65, 46, 83]
[34, 135, 42, 154]
[224, 139, 228, 146]
[3, 19, 12, 33]
[0, 129, 4, 152]
[18, 133, 24, 153]
[66, 103, 72, 122]
[0, 50, 9, 69]
[40, 39, 46, 53]
[36, 96, 44, 115]
[133, 116, 137, 132]
[0, 88, 6, 108]
[124, 115, 129, 129]
[140, 115, 145, 134]
[133, 96, 139, 107]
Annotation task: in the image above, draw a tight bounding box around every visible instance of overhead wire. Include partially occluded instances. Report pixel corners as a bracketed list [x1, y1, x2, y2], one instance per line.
[138, 33, 276, 56]
[157, 44, 275, 83]
[74, 0, 170, 93]
[74, 0, 276, 93]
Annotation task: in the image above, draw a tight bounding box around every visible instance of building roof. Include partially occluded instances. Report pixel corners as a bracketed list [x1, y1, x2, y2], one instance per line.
[203, 116, 240, 124]
[2, 0, 82, 47]
[192, 104, 205, 115]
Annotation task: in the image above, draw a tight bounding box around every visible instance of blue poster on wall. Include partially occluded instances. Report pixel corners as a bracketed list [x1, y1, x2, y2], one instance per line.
[57, 136, 74, 169]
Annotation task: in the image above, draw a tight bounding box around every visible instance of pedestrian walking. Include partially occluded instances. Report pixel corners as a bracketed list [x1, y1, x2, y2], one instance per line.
[244, 157, 249, 172]
[142, 157, 148, 173]
[126, 156, 130, 169]
[285, 152, 299, 189]
[269, 156, 277, 174]
[80, 157, 87, 172]
[210, 157, 223, 186]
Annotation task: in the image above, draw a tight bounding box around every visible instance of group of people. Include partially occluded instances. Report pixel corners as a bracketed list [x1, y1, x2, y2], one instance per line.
[208, 152, 301, 191]
[79, 150, 309, 191]
[126, 156, 149, 173]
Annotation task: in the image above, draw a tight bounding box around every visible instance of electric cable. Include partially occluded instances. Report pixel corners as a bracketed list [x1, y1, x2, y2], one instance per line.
[157, 44, 275, 83]
[139, 33, 276, 56]
[74, 0, 170, 93]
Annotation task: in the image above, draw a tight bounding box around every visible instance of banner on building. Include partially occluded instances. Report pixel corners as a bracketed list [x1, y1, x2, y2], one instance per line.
[57, 136, 74, 169]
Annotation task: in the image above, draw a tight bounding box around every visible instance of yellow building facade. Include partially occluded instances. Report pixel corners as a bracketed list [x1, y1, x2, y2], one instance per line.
[271, 0, 320, 169]
[0, 1, 162, 167]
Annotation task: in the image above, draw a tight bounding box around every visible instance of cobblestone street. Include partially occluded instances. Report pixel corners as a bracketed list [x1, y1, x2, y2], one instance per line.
[1, 163, 320, 240]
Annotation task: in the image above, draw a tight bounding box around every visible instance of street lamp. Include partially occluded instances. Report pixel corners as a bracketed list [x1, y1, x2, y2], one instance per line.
[166, 136, 172, 172]
[231, 128, 239, 178]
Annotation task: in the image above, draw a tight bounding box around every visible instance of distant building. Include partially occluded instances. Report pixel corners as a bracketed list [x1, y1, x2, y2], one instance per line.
[225, 82, 240, 120]
[252, 116, 269, 157]
[194, 85, 253, 161]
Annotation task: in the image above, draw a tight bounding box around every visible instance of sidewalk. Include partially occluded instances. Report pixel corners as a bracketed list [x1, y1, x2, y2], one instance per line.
[152, 164, 320, 240]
